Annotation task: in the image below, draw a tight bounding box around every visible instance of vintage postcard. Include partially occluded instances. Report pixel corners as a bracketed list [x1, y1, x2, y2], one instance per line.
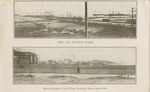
[0, 0, 149, 92]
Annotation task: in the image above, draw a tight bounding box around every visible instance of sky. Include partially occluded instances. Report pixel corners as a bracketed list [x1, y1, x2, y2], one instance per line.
[15, 2, 85, 17]
[15, 2, 136, 17]
[88, 2, 136, 16]
[14, 48, 136, 65]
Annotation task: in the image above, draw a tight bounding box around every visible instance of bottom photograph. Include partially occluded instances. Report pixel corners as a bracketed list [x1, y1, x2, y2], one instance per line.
[13, 47, 136, 84]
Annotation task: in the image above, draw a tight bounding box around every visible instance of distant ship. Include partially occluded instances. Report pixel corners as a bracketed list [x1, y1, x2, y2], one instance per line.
[89, 13, 136, 24]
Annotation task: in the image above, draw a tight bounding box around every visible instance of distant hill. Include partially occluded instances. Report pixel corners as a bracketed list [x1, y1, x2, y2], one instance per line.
[47, 59, 117, 66]
[88, 60, 116, 65]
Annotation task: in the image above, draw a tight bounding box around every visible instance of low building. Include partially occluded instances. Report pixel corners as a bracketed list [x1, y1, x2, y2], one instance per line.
[14, 50, 38, 64]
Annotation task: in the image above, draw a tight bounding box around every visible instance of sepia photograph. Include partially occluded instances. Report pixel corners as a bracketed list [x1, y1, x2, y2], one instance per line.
[14, 2, 85, 38]
[13, 47, 136, 84]
[14, 2, 136, 38]
[88, 2, 136, 38]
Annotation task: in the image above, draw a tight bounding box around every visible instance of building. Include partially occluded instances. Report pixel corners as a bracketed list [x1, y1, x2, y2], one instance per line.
[14, 50, 38, 64]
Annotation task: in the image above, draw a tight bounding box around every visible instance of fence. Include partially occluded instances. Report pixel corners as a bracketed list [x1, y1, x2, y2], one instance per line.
[14, 64, 135, 75]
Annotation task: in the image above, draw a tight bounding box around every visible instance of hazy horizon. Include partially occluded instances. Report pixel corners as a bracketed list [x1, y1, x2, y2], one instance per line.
[15, 2, 136, 17]
[14, 48, 136, 65]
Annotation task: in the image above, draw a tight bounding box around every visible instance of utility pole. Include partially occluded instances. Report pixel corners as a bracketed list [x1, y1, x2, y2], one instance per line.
[85, 2, 88, 38]
[131, 7, 136, 37]
[131, 7, 134, 27]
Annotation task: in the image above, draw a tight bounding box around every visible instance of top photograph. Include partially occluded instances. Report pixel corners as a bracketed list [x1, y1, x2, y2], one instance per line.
[14, 2, 137, 38]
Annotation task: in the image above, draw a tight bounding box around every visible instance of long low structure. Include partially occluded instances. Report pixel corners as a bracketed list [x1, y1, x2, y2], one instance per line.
[14, 64, 135, 75]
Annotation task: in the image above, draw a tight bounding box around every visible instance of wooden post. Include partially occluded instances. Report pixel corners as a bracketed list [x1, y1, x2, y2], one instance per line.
[77, 62, 80, 74]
